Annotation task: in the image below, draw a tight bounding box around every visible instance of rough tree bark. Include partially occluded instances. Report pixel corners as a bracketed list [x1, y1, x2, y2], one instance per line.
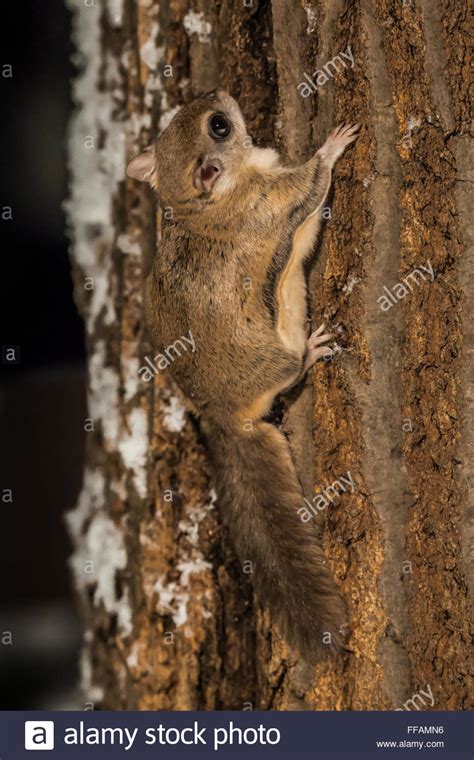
[66, 0, 472, 710]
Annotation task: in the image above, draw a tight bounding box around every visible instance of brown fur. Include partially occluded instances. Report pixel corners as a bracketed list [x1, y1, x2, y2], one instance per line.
[128, 90, 359, 660]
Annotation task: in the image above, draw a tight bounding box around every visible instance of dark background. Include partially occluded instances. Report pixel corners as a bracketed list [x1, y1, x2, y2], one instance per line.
[0, 1, 86, 708]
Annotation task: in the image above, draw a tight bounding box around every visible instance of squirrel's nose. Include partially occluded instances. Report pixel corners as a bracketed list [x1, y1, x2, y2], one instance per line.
[192, 157, 223, 194]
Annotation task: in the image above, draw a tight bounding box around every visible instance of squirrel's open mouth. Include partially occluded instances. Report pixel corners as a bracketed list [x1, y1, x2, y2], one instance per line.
[192, 157, 223, 194]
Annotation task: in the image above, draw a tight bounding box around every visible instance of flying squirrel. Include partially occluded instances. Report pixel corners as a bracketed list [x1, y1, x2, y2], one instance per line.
[127, 89, 359, 661]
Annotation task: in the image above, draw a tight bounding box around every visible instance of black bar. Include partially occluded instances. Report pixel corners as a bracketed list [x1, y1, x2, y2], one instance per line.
[2, 710, 472, 759]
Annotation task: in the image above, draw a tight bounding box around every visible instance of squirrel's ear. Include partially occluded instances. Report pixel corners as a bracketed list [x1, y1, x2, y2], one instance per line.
[126, 147, 156, 184]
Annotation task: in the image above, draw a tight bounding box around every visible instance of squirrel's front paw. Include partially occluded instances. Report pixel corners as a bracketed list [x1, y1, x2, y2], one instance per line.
[318, 123, 360, 166]
[304, 323, 333, 368]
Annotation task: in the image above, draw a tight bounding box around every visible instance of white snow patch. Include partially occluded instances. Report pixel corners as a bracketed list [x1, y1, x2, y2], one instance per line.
[117, 407, 148, 498]
[122, 355, 140, 402]
[342, 276, 360, 295]
[178, 514, 199, 546]
[71, 511, 132, 636]
[121, 48, 131, 70]
[140, 22, 163, 70]
[67, 467, 132, 637]
[129, 110, 152, 138]
[127, 21, 167, 138]
[126, 642, 141, 669]
[178, 491, 217, 547]
[153, 577, 188, 628]
[143, 74, 162, 108]
[117, 233, 141, 256]
[106, 0, 124, 27]
[401, 116, 422, 149]
[80, 646, 104, 704]
[153, 558, 212, 627]
[87, 254, 116, 328]
[65, 2, 126, 333]
[146, 487, 215, 629]
[177, 558, 212, 586]
[173, 600, 189, 627]
[66, 467, 106, 540]
[111, 476, 127, 502]
[88, 340, 120, 447]
[183, 11, 211, 43]
[162, 395, 187, 432]
[407, 116, 421, 131]
[303, 3, 317, 34]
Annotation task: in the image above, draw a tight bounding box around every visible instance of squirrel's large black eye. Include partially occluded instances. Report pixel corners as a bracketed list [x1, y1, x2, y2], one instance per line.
[209, 113, 231, 140]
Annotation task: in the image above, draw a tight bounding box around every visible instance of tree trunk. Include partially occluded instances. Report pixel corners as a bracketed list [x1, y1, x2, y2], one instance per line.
[66, 0, 472, 710]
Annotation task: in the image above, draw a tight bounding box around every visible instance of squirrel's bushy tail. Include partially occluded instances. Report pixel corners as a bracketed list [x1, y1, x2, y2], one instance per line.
[205, 419, 346, 661]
